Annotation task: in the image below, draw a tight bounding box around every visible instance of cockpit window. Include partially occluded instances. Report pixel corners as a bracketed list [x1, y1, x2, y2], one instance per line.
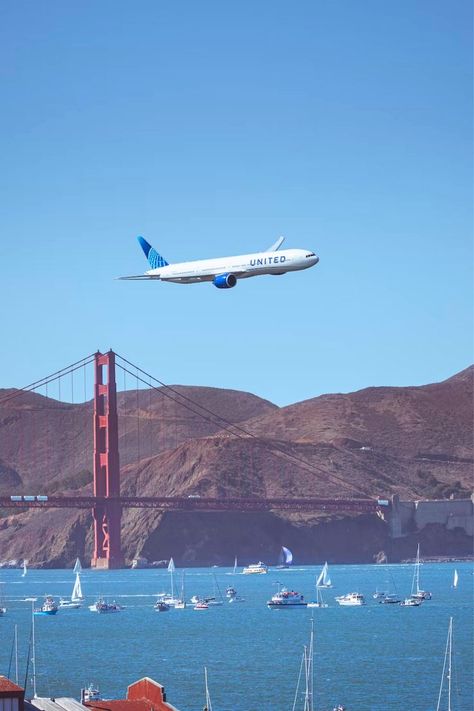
[306, 252, 315, 257]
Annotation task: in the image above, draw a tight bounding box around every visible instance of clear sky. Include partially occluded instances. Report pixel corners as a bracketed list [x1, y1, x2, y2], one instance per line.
[1, 1, 472, 406]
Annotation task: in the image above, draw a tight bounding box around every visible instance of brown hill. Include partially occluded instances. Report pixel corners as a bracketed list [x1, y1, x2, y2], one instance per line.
[0, 368, 472, 566]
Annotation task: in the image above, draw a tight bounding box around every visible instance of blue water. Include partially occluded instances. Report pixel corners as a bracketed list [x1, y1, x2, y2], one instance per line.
[0, 563, 472, 710]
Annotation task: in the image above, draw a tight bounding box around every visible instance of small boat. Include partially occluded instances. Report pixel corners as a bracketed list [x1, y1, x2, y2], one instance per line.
[307, 586, 328, 608]
[276, 546, 293, 569]
[154, 601, 170, 612]
[267, 586, 307, 609]
[156, 557, 183, 607]
[194, 601, 209, 610]
[379, 593, 401, 604]
[400, 597, 422, 607]
[226, 586, 237, 598]
[33, 595, 58, 615]
[89, 598, 122, 613]
[373, 589, 388, 600]
[335, 592, 365, 606]
[242, 561, 268, 575]
[60, 571, 84, 608]
[82, 685, 101, 703]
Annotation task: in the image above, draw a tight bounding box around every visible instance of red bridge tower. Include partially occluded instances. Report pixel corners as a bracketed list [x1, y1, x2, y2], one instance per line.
[91, 350, 123, 569]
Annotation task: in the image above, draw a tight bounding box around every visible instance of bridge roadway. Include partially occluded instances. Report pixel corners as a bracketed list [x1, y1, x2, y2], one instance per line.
[0, 495, 382, 513]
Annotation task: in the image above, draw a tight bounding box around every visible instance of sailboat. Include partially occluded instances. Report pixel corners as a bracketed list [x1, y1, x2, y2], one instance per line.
[410, 544, 432, 601]
[21, 560, 28, 578]
[156, 557, 181, 607]
[316, 562, 332, 588]
[60, 572, 83, 608]
[452, 569, 459, 589]
[435, 618, 455, 711]
[307, 586, 328, 608]
[174, 572, 186, 609]
[0, 582, 6, 615]
[276, 546, 293, 569]
[232, 556, 238, 575]
[73, 557, 82, 574]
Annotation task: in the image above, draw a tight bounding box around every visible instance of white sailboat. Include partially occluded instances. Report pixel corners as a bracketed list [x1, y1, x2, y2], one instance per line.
[73, 557, 82, 574]
[307, 586, 328, 608]
[276, 546, 293, 569]
[0, 582, 6, 615]
[60, 571, 84, 608]
[233, 556, 238, 575]
[174, 572, 186, 609]
[21, 560, 28, 578]
[156, 557, 182, 607]
[316, 562, 332, 588]
[410, 544, 432, 600]
[452, 569, 458, 589]
[436, 618, 454, 711]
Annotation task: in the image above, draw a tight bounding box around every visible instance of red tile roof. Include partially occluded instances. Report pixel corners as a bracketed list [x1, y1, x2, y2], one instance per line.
[0, 677, 24, 694]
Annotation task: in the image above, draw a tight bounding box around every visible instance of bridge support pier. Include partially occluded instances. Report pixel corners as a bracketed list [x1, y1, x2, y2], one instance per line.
[91, 351, 124, 569]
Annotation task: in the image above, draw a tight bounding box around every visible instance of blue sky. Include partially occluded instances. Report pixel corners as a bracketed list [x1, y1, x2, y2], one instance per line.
[0, 1, 472, 406]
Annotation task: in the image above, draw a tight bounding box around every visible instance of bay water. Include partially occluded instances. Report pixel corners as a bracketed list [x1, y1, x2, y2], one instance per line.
[0, 562, 472, 710]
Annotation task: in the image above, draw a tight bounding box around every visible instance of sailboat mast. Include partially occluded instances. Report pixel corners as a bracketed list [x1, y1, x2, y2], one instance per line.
[447, 618, 452, 711]
[204, 667, 212, 711]
[14, 625, 19, 685]
[31, 603, 37, 698]
[415, 544, 420, 594]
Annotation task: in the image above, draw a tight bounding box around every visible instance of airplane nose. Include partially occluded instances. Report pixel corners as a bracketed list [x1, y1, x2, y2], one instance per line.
[314, 256, 319, 265]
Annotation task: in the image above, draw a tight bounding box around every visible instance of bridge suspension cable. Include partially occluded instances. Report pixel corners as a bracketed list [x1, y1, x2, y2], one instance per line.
[115, 353, 371, 497]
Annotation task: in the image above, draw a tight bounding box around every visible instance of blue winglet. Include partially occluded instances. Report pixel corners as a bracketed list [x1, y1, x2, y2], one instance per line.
[137, 236, 169, 268]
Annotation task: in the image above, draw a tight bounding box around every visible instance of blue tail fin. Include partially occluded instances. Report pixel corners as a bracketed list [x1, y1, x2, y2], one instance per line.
[137, 236, 169, 269]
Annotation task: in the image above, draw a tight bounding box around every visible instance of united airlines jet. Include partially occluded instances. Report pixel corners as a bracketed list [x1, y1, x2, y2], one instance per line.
[120, 236, 319, 289]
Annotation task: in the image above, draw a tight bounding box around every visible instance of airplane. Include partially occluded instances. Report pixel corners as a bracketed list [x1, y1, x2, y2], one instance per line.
[119, 236, 319, 289]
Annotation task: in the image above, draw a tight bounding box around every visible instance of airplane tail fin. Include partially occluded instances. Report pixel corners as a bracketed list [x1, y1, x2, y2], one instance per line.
[137, 236, 169, 268]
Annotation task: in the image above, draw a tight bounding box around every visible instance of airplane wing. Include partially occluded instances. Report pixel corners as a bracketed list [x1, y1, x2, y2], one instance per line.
[265, 236, 285, 252]
[117, 275, 161, 280]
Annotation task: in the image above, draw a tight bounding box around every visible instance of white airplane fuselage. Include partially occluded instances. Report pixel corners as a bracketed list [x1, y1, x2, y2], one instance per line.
[147, 248, 319, 284]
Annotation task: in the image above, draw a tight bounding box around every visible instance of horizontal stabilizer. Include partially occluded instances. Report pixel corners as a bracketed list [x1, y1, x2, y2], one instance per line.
[266, 236, 285, 252]
[117, 274, 161, 280]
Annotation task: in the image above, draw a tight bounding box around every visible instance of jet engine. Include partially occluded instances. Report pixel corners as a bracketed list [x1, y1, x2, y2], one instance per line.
[213, 273, 237, 289]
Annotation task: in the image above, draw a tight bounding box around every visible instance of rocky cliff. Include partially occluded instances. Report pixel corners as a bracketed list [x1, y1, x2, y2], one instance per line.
[0, 367, 472, 566]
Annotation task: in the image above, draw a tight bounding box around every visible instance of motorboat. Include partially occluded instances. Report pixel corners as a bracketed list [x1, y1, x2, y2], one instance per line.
[335, 592, 365, 606]
[379, 594, 401, 604]
[400, 597, 422, 607]
[267, 587, 307, 609]
[89, 598, 122, 613]
[242, 562, 268, 575]
[194, 601, 209, 610]
[154, 600, 170, 612]
[226, 586, 237, 598]
[34, 595, 58, 615]
[82, 686, 101, 703]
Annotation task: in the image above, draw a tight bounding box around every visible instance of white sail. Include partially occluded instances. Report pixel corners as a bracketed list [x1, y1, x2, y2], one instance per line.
[71, 572, 83, 602]
[167, 557, 175, 573]
[233, 556, 237, 574]
[316, 562, 331, 587]
[73, 557, 82, 574]
[280, 546, 293, 565]
[21, 560, 28, 577]
[453, 569, 458, 588]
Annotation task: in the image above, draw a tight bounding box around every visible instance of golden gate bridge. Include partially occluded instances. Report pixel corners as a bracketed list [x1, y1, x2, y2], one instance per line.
[0, 351, 389, 568]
